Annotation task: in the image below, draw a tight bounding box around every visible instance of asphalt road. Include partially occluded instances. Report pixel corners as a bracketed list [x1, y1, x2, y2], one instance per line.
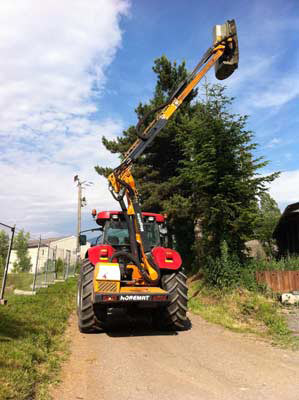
[51, 311, 299, 400]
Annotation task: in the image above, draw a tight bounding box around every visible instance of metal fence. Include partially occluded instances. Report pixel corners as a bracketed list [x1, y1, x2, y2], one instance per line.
[32, 245, 77, 291]
[32, 246, 77, 290]
[33, 246, 56, 290]
[0, 227, 78, 301]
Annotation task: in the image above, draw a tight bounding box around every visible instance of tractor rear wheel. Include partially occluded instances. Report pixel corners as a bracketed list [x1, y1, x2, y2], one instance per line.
[155, 271, 188, 330]
[77, 259, 106, 332]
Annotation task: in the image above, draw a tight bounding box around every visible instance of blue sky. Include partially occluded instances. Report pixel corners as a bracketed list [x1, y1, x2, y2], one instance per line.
[0, 0, 298, 238]
[100, 0, 299, 170]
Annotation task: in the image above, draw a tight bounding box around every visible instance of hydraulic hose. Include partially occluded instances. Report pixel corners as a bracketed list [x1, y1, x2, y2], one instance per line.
[136, 103, 168, 140]
[109, 251, 160, 285]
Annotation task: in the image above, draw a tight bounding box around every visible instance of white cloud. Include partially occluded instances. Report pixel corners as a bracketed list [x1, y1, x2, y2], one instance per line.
[218, 8, 299, 117]
[228, 59, 299, 115]
[266, 137, 282, 148]
[0, 0, 129, 236]
[269, 170, 299, 211]
[249, 75, 299, 109]
[222, 56, 274, 92]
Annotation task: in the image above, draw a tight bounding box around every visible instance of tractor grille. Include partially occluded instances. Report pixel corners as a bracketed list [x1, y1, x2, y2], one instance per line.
[95, 280, 119, 293]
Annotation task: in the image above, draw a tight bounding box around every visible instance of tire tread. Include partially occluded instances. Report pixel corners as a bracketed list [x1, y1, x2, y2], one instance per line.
[155, 270, 189, 331]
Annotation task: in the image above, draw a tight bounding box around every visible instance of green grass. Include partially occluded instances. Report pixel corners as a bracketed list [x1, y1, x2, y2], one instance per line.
[188, 279, 299, 349]
[5, 273, 34, 292]
[251, 255, 299, 271]
[0, 278, 77, 400]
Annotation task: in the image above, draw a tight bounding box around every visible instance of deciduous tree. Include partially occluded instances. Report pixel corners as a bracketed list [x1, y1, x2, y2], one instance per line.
[13, 230, 31, 272]
[255, 192, 281, 257]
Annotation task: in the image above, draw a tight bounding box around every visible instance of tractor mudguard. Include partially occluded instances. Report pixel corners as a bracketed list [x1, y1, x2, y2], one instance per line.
[88, 245, 116, 266]
[151, 247, 182, 270]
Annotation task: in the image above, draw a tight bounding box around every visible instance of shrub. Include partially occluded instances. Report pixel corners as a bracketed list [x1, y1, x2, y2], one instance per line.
[204, 241, 242, 289]
[56, 257, 64, 275]
[203, 240, 265, 290]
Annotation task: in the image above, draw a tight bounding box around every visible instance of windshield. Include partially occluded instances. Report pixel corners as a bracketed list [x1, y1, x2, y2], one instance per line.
[89, 235, 103, 246]
[144, 223, 160, 247]
[104, 220, 160, 247]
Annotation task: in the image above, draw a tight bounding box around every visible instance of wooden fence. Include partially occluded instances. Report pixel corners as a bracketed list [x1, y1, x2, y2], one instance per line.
[256, 270, 299, 292]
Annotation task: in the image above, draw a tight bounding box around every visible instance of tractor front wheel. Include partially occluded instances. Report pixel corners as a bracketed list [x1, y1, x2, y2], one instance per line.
[154, 270, 189, 331]
[77, 259, 106, 332]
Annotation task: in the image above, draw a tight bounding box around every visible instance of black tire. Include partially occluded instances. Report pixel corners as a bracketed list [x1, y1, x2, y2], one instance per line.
[155, 270, 188, 330]
[77, 259, 101, 333]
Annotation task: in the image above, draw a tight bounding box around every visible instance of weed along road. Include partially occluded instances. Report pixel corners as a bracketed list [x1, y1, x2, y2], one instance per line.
[51, 312, 299, 400]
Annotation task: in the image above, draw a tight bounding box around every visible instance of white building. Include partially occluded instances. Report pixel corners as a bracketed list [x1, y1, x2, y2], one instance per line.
[8, 236, 90, 273]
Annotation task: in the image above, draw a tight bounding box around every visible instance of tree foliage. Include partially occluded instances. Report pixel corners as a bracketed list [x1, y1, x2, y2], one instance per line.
[95, 55, 278, 272]
[175, 84, 279, 262]
[255, 192, 281, 257]
[96, 56, 197, 265]
[13, 230, 32, 272]
[56, 257, 64, 275]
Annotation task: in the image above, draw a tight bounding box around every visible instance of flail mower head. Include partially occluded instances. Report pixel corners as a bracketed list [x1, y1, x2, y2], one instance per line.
[213, 19, 239, 80]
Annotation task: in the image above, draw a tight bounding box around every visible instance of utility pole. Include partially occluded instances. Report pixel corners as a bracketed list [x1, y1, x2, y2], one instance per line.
[74, 176, 91, 268]
[0, 223, 15, 305]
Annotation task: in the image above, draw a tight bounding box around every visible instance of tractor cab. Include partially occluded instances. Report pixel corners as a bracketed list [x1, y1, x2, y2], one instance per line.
[92, 210, 167, 249]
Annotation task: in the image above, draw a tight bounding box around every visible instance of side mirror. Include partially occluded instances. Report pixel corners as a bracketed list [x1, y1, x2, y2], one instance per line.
[79, 234, 87, 246]
[213, 19, 239, 80]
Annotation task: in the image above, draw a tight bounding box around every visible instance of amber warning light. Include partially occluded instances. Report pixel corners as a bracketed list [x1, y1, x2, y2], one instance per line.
[91, 209, 97, 218]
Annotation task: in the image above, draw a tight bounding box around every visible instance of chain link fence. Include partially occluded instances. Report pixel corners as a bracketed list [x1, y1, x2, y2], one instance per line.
[0, 227, 79, 299]
[32, 245, 77, 291]
[33, 247, 76, 290]
[34, 246, 56, 290]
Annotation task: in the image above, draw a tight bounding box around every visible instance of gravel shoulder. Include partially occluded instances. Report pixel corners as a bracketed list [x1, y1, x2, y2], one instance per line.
[51, 311, 299, 400]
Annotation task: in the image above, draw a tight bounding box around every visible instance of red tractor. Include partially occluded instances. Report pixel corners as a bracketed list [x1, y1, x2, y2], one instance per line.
[77, 20, 239, 332]
[78, 210, 188, 332]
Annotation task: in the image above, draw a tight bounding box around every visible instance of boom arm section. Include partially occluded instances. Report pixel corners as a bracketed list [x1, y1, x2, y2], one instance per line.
[107, 20, 239, 284]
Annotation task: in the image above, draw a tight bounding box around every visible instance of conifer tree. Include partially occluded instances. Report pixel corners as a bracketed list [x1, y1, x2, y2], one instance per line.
[96, 56, 197, 264]
[96, 56, 278, 269]
[175, 84, 278, 261]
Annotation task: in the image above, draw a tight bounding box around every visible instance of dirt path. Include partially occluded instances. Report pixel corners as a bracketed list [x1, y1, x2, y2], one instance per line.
[51, 311, 299, 400]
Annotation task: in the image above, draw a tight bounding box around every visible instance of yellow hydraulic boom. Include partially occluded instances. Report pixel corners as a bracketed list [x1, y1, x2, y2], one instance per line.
[107, 20, 239, 284]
